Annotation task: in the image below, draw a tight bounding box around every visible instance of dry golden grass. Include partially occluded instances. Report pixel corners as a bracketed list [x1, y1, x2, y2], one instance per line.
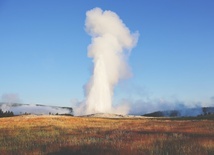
[0, 115, 213, 155]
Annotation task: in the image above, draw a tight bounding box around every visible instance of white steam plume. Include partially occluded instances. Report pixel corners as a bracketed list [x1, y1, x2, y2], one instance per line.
[82, 8, 139, 115]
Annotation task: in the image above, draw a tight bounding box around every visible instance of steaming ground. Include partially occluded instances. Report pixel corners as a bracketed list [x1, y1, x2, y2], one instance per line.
[77, 7, 139, 115]
[80, 113, 144, 118]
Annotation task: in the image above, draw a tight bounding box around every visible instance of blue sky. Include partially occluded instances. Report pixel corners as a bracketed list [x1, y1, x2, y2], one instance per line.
[0, 0, 214, 109]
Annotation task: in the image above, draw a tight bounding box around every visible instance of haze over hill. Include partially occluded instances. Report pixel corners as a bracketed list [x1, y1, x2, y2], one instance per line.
[1, 102, 214, 118]
[0, 102, 73, 115]
[143, 107, 214, 117]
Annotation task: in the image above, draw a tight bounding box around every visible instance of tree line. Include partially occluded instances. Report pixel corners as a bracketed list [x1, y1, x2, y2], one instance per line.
[0, 109, 14, 117]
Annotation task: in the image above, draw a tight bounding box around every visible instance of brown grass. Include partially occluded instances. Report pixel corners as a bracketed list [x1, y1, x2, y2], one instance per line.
[0, 115, 213, 155]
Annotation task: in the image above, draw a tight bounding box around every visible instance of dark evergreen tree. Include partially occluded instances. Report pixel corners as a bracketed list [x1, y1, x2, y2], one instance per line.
[0, 109, 14, 117]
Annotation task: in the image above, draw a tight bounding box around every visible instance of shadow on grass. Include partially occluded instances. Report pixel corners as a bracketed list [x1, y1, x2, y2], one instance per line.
[47, 136, 214, 155]
[47, 144, 119, 155]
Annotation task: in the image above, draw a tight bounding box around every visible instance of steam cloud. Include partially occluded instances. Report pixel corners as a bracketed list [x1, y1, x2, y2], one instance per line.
[0, 103, 72, 115]
[0, 94, 72, 114]
[1, 93, 21, 103]
[79, 8, 139, 115]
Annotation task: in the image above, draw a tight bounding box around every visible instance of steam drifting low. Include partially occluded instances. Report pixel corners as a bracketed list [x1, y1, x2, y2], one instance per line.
[78, 8, 139, 115]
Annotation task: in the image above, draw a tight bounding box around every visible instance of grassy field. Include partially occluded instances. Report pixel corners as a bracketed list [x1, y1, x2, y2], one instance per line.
[0, 115, 213, 155]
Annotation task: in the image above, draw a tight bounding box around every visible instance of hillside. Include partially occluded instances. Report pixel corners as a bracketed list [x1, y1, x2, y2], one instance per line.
[143, 107, 214, 117]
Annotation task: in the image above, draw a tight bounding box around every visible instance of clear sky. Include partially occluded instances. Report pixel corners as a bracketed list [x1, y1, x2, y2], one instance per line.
[0, 0, 214, 110]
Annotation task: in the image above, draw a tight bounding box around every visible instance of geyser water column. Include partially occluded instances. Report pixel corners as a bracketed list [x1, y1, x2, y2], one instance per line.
[84, 7, 139, 115]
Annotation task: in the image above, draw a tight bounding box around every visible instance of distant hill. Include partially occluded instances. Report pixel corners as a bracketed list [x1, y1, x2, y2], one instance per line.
[0, 102, 73, 116]
[143, 107, 214, 117]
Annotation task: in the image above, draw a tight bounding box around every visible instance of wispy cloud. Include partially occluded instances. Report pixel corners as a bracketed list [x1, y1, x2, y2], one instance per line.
[1, 93, 22, 103]
[121, 96, 214, 115]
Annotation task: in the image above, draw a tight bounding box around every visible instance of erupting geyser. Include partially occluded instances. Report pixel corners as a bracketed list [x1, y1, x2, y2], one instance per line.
[82, 7, 139, 115]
